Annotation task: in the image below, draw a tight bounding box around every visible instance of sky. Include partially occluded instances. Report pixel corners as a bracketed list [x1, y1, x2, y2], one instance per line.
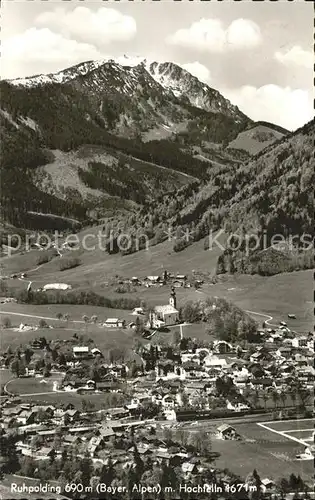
[2, 0, 313, 131]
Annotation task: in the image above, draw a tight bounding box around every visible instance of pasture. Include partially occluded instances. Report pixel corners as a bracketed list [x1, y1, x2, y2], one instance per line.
[5, 391, 127, 411]
[212, 419, 315, 482]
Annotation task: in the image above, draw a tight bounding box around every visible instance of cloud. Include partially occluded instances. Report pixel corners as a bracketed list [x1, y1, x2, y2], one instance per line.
[167, 18, 261, 52]
[35, 7, 137, 48]
[274, 46, 313, 70]
[223, 84, 313, 131]
[2, 28, 104, 79]
[226, 19, 261, 49]
[180, 62, 211, 84]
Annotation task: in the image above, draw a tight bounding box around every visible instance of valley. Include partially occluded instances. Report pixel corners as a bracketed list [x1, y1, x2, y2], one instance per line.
[0, 54, 313, 500]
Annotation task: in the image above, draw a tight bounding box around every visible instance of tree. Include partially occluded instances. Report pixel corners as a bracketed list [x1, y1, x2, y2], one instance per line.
[133, 444, 144, 479]
[262, 392, 268, 410]
[172, 330, 181, 346]
[135, 316, 143, 335]
[271, 390, 280, 409]
[23, 347, 33, 364]
[82, 315, 89, 334]
[1, 317, 11, 329]
[80, 455, 93, 487]
[38, 318, 48, 328]
[279, 391, 287, 408]
[195, 430, 212, 455]
[291, 389, 297, 408]
[10, 358, 21, 377]
[56, 312, 63, 323]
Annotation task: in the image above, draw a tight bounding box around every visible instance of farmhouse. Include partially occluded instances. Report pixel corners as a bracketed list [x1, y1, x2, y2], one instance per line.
[261, 479, 276, 493]
[144, 276, 161, 286]
[73, 346, 90, 358]
[103, 318, 126, 328]
[291, 336, 309, 348]
[304, 444, 315, 458]
[217, 424, 237, 440]
[132, 307, 144, 316]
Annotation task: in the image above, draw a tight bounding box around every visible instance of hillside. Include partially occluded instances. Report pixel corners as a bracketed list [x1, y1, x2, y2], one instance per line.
[228, 122, 288, 155]
[131, 119, 314, 275]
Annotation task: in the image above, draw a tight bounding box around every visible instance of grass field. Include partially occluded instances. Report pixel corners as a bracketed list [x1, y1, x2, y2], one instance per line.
[1, 234, 313, 335]
[257, 419, 315, 447]
[0, 326, 141, 367]
[197, 271, 313, 332]
[5, 390, 127, 411]
[0, 302, 134, 324]
[211, 419, 315, 481]
[6, 372, 63, 395]
[0, 367, 15, 393]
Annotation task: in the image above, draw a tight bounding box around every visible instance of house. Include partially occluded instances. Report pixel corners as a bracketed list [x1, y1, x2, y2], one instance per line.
[132, 307, 144, 316]
[291, 336, 308, 348]
[149, 289, 179, 328]
[296, 444, 315, 460]
[163, 408, 177, 421]
[303, 444, 315, 458]
[217, 424, 237, 440]
[130, 277, 140, 285]
[16, 411, 36, 426]
[203, 355, 227, 369]
[144, 276, 161, 287]
[37, 447, 58, 460]
[98, 425, 115, 440]
[181, 462, 198, 476]
[96, 382, 119, 393]
[103, 318, 126, 328]
[227, 401, 250, 412]
[32, 405, 54, 414]
[77, 380, 96, 392]
[250, 378, 273, 390]
[64, 409, 80, 423]
[181, 353, 201, 365]
[161, 395, 176, 409]
[105, 407, 129, 420]
[88, 436, 105, 457]
[261, 478, 276, 493]
[73, 346, 90, 358]
[175, 274, 187, 282]
[91, 347, 102, 357]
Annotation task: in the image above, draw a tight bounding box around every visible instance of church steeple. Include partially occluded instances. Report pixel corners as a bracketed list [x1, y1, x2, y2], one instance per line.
[169, 287, 177, 309]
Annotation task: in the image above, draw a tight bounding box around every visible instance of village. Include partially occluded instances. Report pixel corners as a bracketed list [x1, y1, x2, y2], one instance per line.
[0, 276, 314, 499]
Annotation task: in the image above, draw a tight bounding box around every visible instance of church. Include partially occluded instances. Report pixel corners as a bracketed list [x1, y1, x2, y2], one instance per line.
[148, 288, 180, 328]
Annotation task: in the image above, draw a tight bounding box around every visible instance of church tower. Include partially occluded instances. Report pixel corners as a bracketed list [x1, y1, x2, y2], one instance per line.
[169, 287, 177, 309]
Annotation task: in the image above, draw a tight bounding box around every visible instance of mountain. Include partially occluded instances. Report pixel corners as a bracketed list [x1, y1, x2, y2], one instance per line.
[7, 55, 247, 120]
[138, 119, 314, 275]
[0, 56, 292, 239]
[0, 56, 255, 229]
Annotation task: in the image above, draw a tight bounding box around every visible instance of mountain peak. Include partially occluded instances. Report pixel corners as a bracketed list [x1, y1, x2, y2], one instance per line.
[3, 55, 249, 122]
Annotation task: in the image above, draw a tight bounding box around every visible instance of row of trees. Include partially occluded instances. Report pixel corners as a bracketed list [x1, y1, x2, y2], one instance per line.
[14, 289, 142, 310]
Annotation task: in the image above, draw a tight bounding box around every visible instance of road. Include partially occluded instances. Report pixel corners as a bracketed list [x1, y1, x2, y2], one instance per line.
[244, 309, 278, 327]
[0, 310, 85, 324]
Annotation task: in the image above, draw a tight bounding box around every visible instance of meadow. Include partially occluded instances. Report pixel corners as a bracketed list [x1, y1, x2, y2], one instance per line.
[212, 420, 315, 482]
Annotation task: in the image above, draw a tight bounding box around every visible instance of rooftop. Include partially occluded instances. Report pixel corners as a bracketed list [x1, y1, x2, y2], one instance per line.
[155, 305, 179, 314]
